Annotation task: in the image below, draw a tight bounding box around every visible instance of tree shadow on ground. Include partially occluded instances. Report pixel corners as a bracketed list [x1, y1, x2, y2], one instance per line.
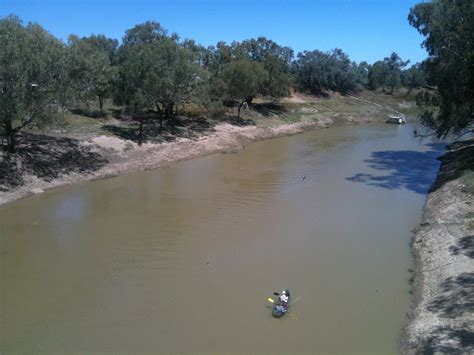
[346, 143, 445, 194]
[427, 273, 474, 318]
[450, 235, 474, 259]
[252, 102, 287, 117]
[175, 116, 216, 133]
[102, 124, 176, 144]
[109, 108, 131, 120]
[418, 325, 474, 354]
[220, 116, 256, 126]
[70, 108, 107, 118]
[416, 272, 474, 353]
[0, 133, 107, 190]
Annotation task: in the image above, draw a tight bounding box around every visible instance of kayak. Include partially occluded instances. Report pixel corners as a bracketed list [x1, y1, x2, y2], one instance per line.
[272, 289, 291, 318]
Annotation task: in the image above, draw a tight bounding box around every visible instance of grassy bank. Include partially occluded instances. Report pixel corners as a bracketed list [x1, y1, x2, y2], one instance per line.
[40, 89, 421, 137]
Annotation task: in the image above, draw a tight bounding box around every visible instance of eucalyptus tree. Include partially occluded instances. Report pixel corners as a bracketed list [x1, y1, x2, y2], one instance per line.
[68, 35, 118, 110]
[409, 0, 474, 137]
[368, 53, 409, 93]
[122, 21, 168, 45]
[293, 48, 360, 95]
[239, 37, 293, 99]
[367, 61, 390, 91]
[401, 63, 427, 93]
[384, 52, 410, 94]
[220, 59, 268, 117]
[0, 16, 67, 152]
[115, 23, 199, 138]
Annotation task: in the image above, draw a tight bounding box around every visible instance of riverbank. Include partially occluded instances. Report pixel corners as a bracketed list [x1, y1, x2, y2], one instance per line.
[1, 90, 415, 207]
[0, 117, 338, 206]
[403, 138, 474, 353]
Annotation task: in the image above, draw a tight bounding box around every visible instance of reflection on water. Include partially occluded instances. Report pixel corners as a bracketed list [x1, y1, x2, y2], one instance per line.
[0, 122, 443, 353]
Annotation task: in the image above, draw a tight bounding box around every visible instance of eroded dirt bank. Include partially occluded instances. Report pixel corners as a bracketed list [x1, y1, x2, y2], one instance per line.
[403, 138, 474, 353]
[0, 118, 337, 206]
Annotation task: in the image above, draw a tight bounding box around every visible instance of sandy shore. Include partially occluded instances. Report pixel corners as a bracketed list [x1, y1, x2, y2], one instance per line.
[0, 118, 337, 207]
[402, 139, 474, 353]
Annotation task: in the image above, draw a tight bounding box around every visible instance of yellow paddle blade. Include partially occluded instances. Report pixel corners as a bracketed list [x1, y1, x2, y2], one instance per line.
[267, 297, 275, 303]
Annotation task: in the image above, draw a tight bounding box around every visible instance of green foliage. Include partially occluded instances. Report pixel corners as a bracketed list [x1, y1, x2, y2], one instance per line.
[0, 13, 440, 152]
[293, 48, 361, 95]
[0, 15, 67, 151]
[220, 59, 268, 116]
[367, 52, 409, 93]
[122, 21, 168, 45]
[401, 63, 427, 91]
[67, 35, 118, 110]
[409, 0, 474, 138]
[237, 37, 293, 99]
[204, 37, 292, 104]
[367, 61, 389, 91]
[115, 25, 200, 136]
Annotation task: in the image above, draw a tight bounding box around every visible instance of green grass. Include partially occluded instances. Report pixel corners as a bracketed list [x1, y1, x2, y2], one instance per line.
[31, 90, 419, 138]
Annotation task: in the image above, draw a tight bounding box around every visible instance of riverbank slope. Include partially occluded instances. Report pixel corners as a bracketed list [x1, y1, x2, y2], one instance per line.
[403, 138, 474, 353]
[0, 90, 416, 207]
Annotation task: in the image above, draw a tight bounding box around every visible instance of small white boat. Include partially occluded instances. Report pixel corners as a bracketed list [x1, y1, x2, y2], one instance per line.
[386, 114, 406, 124]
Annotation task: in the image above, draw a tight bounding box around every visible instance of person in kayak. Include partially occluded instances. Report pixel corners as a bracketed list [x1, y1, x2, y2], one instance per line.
[279, 290, 289, 308]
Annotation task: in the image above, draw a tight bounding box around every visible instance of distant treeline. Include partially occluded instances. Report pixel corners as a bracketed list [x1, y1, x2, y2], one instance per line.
[2, 0, 472, 152]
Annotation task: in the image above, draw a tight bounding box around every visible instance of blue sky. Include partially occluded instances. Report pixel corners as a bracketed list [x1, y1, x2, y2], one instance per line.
[0, 0, 427, 64]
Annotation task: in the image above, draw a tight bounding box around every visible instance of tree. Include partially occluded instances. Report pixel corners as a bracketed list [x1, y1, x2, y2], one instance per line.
[0, 16, 66, 152]
[368, 61, 390, 91]
[384, 52, 410, 93]
[115, 26, 199, 139]
[238, 37, 293, 99]
[67, 35, 117, 110]
[355, 61, 370, 88]
[220, 60, 268, 117]
[401, 63, 427, 93]
[367, 53, 409, 93]
[122, 21, 168, 45]
[409, 0, 474, 137]
[293, 49, 360, 95]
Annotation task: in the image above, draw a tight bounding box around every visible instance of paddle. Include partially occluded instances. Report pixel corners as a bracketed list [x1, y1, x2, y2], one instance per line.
[274, 292, 302, 305]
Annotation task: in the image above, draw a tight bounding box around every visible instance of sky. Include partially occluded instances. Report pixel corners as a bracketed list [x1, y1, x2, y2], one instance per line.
[0, 0, 428, 64]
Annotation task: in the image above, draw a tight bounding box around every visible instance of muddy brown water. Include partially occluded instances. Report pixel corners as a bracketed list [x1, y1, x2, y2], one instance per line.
[0, 123, 444, 353]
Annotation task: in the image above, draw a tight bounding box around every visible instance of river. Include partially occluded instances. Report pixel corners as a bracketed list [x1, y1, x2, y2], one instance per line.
[0, 122, 444, 353]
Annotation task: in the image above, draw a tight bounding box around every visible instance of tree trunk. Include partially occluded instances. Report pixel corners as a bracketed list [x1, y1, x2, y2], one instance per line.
[238, 101, 244, 118]
[138, 118, 143, 146]
[98, 96, 104, 111]
[156, 103, 163, 133]
[4, 120, 16, 153]
[169, 103, 175, 135]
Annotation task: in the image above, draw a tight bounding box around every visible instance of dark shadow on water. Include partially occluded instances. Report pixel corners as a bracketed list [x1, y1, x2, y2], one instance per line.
[346, 143, 445, 194]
